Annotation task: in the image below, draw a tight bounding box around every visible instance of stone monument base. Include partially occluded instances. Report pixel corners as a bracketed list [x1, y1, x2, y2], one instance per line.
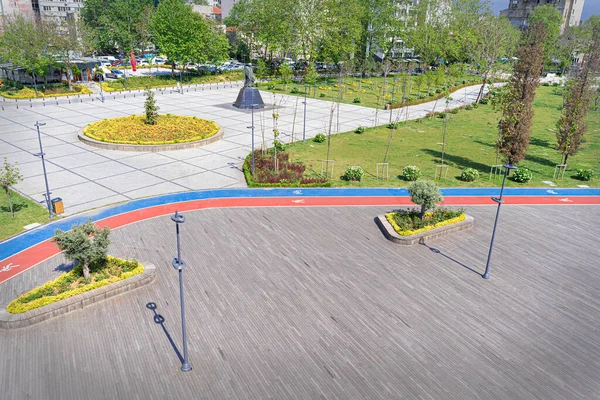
[233, 87, 265, 109]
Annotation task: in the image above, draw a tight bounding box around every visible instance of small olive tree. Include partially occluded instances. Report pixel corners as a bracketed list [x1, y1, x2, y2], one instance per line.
[408, 180, 443, 220]
[52, 220, 111, 280]
[0, 158, 24, 219]
[144, 88, 159, 125]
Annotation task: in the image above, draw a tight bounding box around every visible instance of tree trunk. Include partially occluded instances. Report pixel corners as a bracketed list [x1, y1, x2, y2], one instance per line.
[476, 73, 488, 104]
[66, 66, 73, 91]
[420, 205, 426, 220]
[171, 62, 175, 78]
[82, 262, 91, 280]
[5, 189, 14, 219]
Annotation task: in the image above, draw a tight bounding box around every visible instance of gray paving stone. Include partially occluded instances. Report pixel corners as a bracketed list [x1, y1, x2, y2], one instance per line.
[122, 181, 186, 199]
[172, 170, 238, 189]
[51, 151, 111, 169]
[119, 153, 176, 169]
[143, 161, 207, 181]
[95, 170, 166, 193]
[74, 160, 137, 180]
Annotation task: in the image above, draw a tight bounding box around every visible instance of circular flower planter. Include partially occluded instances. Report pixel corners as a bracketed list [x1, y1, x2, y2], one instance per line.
[78, 115, 223, 152]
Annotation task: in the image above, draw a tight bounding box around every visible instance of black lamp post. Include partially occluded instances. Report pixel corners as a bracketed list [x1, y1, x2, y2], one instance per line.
[171, 211, 191, 372]
[33, 121, 52, 219]
[483, 163, 518, 279]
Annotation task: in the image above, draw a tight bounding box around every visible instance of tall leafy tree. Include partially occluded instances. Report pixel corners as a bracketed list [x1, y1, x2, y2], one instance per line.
[498, 22, 547, 165]
[470, 14, 519, 103]
[151, 0, 229, 76]
[81, 0, 154, 54]
[0, 15, 54, 97]
[51, 16, 92, 91]
[555, 18, 600, 165]
[528, 4, 563, 68]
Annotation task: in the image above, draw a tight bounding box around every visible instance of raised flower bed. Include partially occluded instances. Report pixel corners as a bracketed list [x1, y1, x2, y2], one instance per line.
[376, 208, 473, 245]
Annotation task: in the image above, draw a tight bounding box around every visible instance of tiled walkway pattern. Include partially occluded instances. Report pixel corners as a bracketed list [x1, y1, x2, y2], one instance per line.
[0, 83, 485, 214]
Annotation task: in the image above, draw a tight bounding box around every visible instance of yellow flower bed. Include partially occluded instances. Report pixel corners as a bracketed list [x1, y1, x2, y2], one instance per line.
[385, 212, 466, 236]
[7, 256, 144, 314]
[0, 84, 92, 99]
[83, 115, 219, 145]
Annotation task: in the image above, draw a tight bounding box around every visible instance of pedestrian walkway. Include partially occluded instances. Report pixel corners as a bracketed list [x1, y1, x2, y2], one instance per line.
[1, 205, 599, 399]
[0, 83, 490, 215]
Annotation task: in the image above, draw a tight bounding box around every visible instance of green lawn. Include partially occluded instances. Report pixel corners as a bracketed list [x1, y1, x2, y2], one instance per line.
[0, 190, 49, 241]
[257, 74, 484, 109]
[103, 71, 243, 91]
[285, 86, 599, 188]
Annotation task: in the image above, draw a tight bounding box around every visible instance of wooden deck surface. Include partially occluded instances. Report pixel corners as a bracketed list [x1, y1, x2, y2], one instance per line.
[1, 205, 599, 399]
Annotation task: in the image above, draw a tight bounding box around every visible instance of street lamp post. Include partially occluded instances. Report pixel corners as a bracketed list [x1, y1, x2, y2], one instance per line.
[482, 163, 518, 279]
[247, 105, 256, 175]
[33, 121, 52, 219]
[302, 85, 307, 142]
[171, 211, 191, 372]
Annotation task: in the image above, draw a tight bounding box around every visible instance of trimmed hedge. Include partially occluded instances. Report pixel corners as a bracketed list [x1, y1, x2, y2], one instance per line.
[7, 256, 143, 314]
[0, 84, 93, 99]
[385, 211, 466, 236]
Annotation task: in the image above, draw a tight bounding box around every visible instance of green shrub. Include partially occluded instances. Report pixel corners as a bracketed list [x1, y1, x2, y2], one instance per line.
[319, 92, 326, 98]
[480, 98, 489, 105]
[450, 108, 459, 114]
[290, 87, 299, 94]
[353, 97, 361, 103]
[407, 180, 443, 219]
[313, 133, 326, 143]
[342, 166, 364, 181]
[387, 121, 400, 129]
[465, 104, 473, 110]
[460, 168, 479, 182]
[512, 167, 532, 183]
[273, 140, 286, 152]
[575, 168, 595, 181]
[552, 82, 559, 87]
[542, 82, 550, 86]
[267, 83, 275, 90]
[437, 112, 446, 118]
[355, 126, 366, 134]
[435, 88, 442, 93]
[402, 165, 421, 181]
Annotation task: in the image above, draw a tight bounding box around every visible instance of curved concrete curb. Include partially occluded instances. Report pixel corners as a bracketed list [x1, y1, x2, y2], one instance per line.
[376, 214, 474, 245]
[78, 125, 223, 152]
[0, 263, 155, 329]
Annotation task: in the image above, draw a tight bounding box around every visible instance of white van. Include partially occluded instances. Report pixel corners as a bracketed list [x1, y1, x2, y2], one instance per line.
[98, 56, 117, 62]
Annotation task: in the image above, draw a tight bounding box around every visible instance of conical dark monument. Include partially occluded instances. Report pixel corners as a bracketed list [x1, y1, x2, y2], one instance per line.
[233, 65, 265, 109]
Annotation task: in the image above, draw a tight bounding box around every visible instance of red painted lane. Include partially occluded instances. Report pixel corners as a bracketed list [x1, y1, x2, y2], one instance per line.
[1, 195, 599, 285]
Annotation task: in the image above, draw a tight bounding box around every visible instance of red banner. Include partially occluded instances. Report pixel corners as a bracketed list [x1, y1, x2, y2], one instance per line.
[130, 50, 137, 72]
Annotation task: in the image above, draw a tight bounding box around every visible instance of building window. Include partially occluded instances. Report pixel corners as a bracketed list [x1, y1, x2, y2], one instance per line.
[43, 5, 52, 10]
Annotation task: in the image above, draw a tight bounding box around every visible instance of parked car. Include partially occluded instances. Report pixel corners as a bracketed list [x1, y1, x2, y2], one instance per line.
[98, 55, 117, 62]
[105, 70, 125, 79]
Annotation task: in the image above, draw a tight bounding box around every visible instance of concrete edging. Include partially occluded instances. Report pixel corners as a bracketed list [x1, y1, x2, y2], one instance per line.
[0, 263, 156, 329]
[376, 214, 474, 245]
[78, 125, 223, 152]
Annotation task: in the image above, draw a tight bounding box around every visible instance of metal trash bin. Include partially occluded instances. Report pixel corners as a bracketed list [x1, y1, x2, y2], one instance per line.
[51, 197, 64, 215]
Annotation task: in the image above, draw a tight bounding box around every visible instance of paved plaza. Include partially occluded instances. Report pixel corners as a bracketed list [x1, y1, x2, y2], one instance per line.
[0, 83, 485, 214]
[1, 205, 599, 399]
